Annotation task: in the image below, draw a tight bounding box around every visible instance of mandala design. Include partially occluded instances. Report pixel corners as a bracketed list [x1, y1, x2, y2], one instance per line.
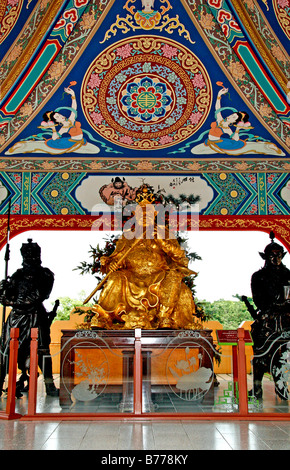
[120, 76, 173, 123]
[81, 36, 212, 150]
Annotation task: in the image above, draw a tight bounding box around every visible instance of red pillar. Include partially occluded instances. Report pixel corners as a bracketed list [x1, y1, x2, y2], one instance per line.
[232, 344, 238, 398]
[1, 328, 22, 419]
[134, 328, 142, 415]
[27, 328, 38, 417]
[237, 328, 248, 415]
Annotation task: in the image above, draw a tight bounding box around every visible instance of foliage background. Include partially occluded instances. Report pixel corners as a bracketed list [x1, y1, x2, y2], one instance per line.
[53, 291, 253, 329]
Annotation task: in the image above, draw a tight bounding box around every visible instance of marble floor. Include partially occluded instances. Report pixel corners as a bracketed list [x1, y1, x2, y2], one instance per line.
[0, 418, 290, 450]
[0, 373, 289, 451]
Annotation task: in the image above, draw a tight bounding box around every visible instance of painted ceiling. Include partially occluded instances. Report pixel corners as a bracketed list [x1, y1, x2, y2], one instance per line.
[0, 0, 289, 245]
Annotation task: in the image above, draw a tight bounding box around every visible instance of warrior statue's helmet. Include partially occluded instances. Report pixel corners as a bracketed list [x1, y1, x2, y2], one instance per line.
[259, 231, 286, 260]
[20, 238, 41, 263]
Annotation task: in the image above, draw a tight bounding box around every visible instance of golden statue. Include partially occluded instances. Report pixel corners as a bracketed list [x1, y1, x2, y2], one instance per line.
[84, 187, 201, 330]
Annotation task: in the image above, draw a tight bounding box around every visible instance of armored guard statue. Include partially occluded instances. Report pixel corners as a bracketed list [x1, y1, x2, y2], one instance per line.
[249, 232, 290, 400]
[0, 239, 58, 396]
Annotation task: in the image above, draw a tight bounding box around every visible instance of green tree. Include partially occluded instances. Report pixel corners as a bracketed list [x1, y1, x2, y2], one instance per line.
[52, 290, 93, 322]
[199, 295, 253, 329]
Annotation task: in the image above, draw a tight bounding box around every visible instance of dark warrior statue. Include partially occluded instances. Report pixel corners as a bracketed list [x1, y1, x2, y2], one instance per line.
[0, 239, 59, 397]
[247, 232, 290, 400]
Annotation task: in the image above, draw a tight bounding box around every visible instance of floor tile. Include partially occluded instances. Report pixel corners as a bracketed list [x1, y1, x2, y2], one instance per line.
[152, 432, 193, 450]
[189, 437, 232, 450]
[118, 423, 155, 450]
[249, 423, 290, 440]
[41, 437, 83, 450]
[261, 440, 290, 450]
[79, 436, 119, 450]
[220, 432, 271, 450]
[1, 373, 290, 450]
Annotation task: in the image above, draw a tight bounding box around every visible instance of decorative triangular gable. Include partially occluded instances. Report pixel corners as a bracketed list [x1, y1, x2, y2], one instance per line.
[0, 0, 289, 249]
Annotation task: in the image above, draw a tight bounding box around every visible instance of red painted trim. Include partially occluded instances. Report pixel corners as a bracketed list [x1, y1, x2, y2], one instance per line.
[0, 214, 289, 251]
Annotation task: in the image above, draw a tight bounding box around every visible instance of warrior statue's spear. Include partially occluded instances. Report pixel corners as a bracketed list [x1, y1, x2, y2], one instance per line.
[0, 199, 11, 393]
[83, 237, 142, 305]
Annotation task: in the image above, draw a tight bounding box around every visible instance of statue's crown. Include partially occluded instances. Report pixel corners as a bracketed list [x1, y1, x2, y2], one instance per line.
[135, 185, 157, 207]
[259, 231, 286, 260]
[20, 238, 41, 258]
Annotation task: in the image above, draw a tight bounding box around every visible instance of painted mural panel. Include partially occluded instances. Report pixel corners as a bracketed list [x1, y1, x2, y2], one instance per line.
[0, 171, 289, 217]
[0, 0, 288, 161]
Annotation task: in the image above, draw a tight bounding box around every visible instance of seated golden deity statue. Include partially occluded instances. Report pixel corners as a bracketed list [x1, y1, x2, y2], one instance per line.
[90, 190, 200, 330]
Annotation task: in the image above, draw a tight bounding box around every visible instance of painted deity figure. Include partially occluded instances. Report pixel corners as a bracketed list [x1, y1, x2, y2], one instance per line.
[135, 0, 162, 28]
[41, 86, 85, 153]
[90, 190, 200, 330]
[189, 85, 284, 156]
[99, 177, 139, 206]
[5, 85, 101, 155]
[141, 0, 155, 12]
[206, 86, 251, 152]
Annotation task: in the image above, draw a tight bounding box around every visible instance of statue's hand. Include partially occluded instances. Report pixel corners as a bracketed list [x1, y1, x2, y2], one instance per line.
[179, 257, 189, 267]
[0, 280, 9, 304]
[0, 279, 9, 292]
[109, 261, 119, 273]
[100, 256, 108, 266]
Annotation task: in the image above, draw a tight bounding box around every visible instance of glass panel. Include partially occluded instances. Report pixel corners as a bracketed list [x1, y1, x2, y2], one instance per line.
[142, 329, 238, 414]
[56, 330, 135, 414]
[0, 329, 136, 416]
[249, 332, 290, 413]
[212, 342, 239, 414]
[4, 327, 289, 417]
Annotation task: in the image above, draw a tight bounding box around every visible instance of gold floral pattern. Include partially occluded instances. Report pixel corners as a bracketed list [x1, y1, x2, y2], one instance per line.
[1, 214, 290, 253]
[0, 0, 24, 46]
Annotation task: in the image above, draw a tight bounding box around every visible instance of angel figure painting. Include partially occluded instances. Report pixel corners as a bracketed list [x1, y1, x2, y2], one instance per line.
[189, 85, 285, 157]
[5, 83, 109, 156]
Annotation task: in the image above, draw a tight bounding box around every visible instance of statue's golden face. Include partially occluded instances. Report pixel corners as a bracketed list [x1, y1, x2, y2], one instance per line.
[133, 205, 157, 238]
